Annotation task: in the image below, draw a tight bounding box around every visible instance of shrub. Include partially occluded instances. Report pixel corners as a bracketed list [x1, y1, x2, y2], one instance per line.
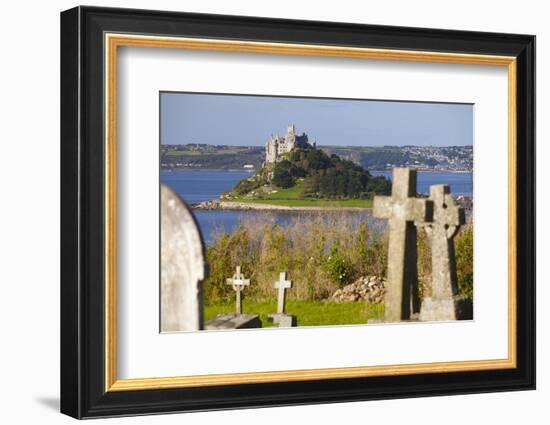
[204, 228, 252, 302]
[414, 224, 474, 300]
[455, 225, 474, 300]
[366, 175, 392, 195]
[347, 221, 387, 280]
[232, 174, 267, 195]
[271, 166, 294, 188]
[323, 246, 351, 286]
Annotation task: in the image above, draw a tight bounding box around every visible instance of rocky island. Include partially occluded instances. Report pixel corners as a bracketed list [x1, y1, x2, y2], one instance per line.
[192, 124, 392, 210]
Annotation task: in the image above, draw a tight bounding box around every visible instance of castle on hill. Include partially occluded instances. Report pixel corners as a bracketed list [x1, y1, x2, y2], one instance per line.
[265, 124, 316, 164]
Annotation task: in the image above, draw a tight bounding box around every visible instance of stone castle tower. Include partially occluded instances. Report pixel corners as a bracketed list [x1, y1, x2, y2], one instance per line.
[265, 124, 315, 164]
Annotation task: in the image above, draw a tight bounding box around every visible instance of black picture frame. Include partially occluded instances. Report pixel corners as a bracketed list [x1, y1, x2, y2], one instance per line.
[60, 5, 535, 419]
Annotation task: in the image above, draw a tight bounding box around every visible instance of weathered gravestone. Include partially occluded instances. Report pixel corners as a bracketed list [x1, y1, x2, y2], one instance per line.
[268, 272, 297, 328]
[226, 265, 250, 314]
[205, 266, 261, 330]
[160, 184, 206, 332]
[420, 184, 471, 321]
[204, 313, 261, 330]
[373, 168, 433, 322]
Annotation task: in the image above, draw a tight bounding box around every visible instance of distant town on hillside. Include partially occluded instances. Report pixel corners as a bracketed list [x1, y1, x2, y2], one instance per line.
[160, 143, 473, 172]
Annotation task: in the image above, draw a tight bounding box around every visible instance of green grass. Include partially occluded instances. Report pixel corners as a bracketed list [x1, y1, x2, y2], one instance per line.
[231, 180, 373, 208]
[261, 182, 304, 200]
[164, 147, 254, 156]
[204, 300, 384, 327]
[163, 150, 202, 156]
[236, 198, 373, 208]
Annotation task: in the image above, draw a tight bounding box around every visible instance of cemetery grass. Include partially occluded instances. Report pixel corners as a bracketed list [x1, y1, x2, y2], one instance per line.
[204, 300, 385, 327]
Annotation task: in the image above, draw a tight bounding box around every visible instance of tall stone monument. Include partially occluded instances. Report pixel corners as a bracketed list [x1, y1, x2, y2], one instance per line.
[268, 272, 297, 327]
[420, 184, 469, 321]
[160, 184, 206, 332]
[373, 168, 433, 322]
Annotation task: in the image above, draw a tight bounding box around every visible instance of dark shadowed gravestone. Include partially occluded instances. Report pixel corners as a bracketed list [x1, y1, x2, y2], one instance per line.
[204, 313, 261, 330]
[420, 184, 471, 321]
[160, 184, 206, 332]
[373, 168, 433, 322]
[205, 266, 261, 330]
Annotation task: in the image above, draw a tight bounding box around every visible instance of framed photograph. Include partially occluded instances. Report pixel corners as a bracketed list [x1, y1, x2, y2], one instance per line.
[60, 6, 535, 419]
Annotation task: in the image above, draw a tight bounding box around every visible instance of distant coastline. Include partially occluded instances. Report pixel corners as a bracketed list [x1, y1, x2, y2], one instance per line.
[162, 168, 257, 173]
[160, 144, 473, 173]
[370, 169, 472, 174]
[163, 167, 472, 174]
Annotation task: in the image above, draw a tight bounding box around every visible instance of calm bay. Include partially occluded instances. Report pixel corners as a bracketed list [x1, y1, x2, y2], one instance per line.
[160, 169, 473, 245]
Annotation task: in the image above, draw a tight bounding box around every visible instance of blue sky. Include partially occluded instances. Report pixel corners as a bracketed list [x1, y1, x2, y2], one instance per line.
[160, 92, 473, 147]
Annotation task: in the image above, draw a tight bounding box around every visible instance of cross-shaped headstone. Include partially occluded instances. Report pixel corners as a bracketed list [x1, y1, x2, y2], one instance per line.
[274, 272, 292, 314]
[373, 168, 433, 322]
[420, 184, 465, 321]
[226, 266, 250, 314]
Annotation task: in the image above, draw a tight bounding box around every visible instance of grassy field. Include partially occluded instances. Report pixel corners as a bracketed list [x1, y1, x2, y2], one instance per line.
[163, 147, 255, 156]
[162, 150, 203, 156]
[231, 181, 373, 208]
[231, 198, 373, 208]
[204, 300, 384, 327]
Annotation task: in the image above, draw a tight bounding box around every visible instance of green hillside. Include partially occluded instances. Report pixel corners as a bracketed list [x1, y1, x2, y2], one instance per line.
[226, 147, 391, 205]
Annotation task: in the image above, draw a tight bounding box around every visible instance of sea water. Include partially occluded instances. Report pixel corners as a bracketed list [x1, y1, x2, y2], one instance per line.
[160, 169, 473, 245]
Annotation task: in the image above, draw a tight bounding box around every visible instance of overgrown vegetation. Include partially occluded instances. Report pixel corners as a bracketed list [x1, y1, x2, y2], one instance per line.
[202, 215, 474, 305]
[203, 213, 385, 303]
[455, 225, 474, 300]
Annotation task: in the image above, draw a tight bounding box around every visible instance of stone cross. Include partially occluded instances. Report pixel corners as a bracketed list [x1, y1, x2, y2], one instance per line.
[226, 266, 250, 314]
[420, 184, 465, 321]
[274, 272, 292, 314]
[373, 168, 433, 322]
[160, 184, 206, 332]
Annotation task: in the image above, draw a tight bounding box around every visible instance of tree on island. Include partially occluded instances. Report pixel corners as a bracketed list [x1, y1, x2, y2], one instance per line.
[271, 162, 296, 188]
[232, 147, 391, 199]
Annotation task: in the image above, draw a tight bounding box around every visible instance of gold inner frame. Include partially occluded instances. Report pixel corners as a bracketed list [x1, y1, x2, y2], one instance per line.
[104, 33, 517, 392]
